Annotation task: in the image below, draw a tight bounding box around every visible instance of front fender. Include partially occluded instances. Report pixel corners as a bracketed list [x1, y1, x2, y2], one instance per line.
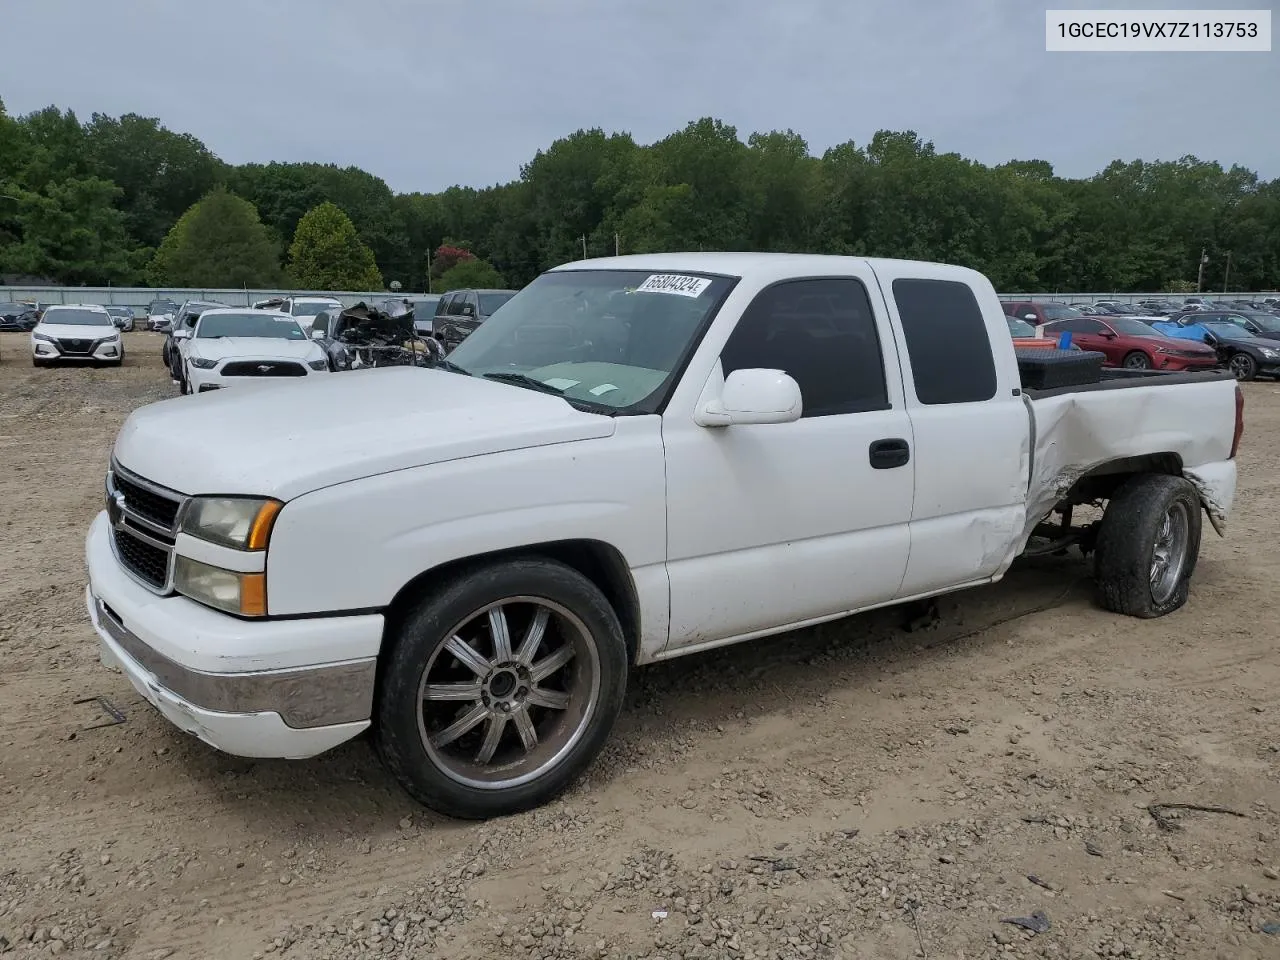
[262, 423, 668, 628]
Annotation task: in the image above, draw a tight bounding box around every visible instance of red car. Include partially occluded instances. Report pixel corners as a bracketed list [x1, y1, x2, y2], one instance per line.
[1042, 316, 1219, 371]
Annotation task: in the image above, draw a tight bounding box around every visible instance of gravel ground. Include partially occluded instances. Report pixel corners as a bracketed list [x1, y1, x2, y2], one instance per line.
[2, 330, 1280, 960]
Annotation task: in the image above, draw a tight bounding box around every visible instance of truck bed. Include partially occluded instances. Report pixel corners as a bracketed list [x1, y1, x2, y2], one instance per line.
[1023, 366, 1236, 399]
[1019, 367, 1239, 548]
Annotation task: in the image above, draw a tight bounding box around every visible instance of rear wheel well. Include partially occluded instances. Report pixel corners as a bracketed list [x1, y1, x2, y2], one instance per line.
[1059, 453, 1184, 506]
[382, 539, 642, 664]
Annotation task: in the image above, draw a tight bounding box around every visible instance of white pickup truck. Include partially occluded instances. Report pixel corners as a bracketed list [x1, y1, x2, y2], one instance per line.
[85, 253, 1243, 819]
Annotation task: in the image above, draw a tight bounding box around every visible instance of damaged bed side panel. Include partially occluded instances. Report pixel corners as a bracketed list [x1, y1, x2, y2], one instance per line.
[1020, 377, 1239, 548]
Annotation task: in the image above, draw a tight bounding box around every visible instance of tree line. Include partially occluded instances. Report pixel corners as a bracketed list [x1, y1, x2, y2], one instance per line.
[1, 99, 1276, 294]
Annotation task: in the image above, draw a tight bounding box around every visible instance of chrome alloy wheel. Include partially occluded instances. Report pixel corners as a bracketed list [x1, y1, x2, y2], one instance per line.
[416, 597, 601, 790]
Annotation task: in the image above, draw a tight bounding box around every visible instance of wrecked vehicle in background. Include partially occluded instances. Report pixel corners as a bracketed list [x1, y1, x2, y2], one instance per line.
[304, 301, 442, 371]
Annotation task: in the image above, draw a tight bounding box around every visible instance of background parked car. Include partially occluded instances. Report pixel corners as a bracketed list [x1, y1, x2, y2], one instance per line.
[163, 300, 228, 375]
[30, 304, 125, 367]
[433, 288, 517, 351]
[0, 301, 40, 331]
[277, 296, 347, 323]
[1041, 316, 1218, 371]
[104, 305, 134, 332]
[1001, 301, 1087, 326]
[303, 309, 354, 370]
[146, 298, 180, 331]
[1196, 321, 1280, 380]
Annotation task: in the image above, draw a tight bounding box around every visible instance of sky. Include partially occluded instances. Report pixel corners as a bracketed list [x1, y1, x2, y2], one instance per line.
[4, 0, 1277, 194]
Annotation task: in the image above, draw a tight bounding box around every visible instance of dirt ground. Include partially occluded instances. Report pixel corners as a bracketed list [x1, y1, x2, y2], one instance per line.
[2, 329, 1280, 960]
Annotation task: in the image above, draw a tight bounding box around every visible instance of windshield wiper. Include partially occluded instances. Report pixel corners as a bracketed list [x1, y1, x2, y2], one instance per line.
[482, 372, 617, 416]
[433, 358, 471, 376]
[483, 371, 565, 394]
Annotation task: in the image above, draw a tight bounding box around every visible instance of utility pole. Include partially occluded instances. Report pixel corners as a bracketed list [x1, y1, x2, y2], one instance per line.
[1196, 247, 1208, 292]
[425, 250, 432, 293]
[580, 235, 588, 260]
[615, 233, 620, 256]
[1223, 251, 1232, 293]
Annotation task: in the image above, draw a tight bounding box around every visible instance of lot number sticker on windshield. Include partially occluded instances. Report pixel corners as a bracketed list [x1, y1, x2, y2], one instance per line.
[635, 274, 711, 298]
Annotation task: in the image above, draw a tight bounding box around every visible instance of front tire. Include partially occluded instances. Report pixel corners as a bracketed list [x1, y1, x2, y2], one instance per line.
[1121, 351, 1151, 370]
[376, 558, 628, 819]
[1228, 352, 1258, 381]
[1094, 474, 1202, 618]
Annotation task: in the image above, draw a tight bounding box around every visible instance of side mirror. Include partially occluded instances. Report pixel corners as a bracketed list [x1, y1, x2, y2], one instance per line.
[696, 368, 802, 427]
[1099, 330, 1116, 339]
[1023, 313, 1037, 321]
[310, 328, 325, 340]
[461, 303, 475, 316]
[173, 329, 191, 340]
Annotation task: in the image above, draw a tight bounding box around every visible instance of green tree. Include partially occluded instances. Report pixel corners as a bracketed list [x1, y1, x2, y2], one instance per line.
[437, 257, 504, 292]
[288, 201, 384, 290]
[147, 186, 282, 286]
[0, 177, 138, 284]
[85, 112, 223, 248]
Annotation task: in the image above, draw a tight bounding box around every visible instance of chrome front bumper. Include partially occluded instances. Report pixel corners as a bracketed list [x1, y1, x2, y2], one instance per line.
[90, 594, 375, 729]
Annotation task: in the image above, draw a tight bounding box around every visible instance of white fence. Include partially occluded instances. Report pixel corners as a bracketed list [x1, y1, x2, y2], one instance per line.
[999, 291, 1276, 304]
[4, 284, 1276, 313]
[0, 286, 397, 312]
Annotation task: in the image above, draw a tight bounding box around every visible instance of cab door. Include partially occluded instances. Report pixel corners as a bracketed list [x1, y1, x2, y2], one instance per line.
[662, 274, 916, 652]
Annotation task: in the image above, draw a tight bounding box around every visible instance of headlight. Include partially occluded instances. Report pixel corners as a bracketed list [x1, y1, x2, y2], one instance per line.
[189, 357, 217, 369]
[180, 497, 282, 550]
[174, 556, 266, 616]
[1260, 348, 1278, 359]
[33, 332, 57, 344]
[307, 359, 328, 370]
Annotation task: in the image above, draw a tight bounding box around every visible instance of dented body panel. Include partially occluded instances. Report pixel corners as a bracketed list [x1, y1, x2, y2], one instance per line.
[1020, 375, 1239, 550]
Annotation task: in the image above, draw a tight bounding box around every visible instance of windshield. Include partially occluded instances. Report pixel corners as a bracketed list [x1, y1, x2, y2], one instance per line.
[197, 313, 307, 339]
[106, 306, 130, 316]
[42, 308, 112, 326]
[1006, 317, 1036, 337]
[292, 301, 342, 317]
[478, 292, 516, 315]
[1202, 322, 1251, 339]
[446, 269, 735, 413]
[148, 300, 176, 313]
[1108, 317, 1160, 336]
[1244, 314, 1280, 331]
[1041, 303, 1082, 321]
[1105, 303, 1137, 314]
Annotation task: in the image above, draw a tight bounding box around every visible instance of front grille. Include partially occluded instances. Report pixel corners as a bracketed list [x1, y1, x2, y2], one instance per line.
[220, 360, 306, 377]
[107, 464, 186, 594]
[114, 472, 181, 529]
[57, 337, 98, 355]
[112, 526, 169, 589]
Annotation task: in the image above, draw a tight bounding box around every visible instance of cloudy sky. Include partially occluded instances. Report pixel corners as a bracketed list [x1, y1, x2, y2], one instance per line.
[4, 0, 1277, 193]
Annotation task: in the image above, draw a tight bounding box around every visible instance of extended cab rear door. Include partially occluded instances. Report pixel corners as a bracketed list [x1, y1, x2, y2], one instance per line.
[662, 268, 916, 652]
[869, 264, 1031, 596]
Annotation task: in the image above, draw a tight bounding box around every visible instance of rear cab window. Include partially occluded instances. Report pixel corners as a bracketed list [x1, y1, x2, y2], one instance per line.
[892, 278, 997, 405]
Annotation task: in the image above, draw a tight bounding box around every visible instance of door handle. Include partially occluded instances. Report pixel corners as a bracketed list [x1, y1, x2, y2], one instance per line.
[869, 438, 910, 469]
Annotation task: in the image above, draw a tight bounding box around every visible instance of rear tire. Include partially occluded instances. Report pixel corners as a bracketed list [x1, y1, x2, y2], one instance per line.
[1228, 352, 1258, 381]
[375, 558, 628, 819]
[1094, 474, 1202, 618]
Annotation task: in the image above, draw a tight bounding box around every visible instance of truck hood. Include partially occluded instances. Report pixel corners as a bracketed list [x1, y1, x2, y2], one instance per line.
[112, 366, 617, 500]
[34, 322, 119, 340]
[188, 337, 323, 363]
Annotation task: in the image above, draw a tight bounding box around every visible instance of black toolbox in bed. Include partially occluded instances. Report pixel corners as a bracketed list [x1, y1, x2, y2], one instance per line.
[1014, 347, 1107, 390]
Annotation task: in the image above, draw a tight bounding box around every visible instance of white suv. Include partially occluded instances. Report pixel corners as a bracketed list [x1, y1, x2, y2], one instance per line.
[31, 304, 125, 367]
